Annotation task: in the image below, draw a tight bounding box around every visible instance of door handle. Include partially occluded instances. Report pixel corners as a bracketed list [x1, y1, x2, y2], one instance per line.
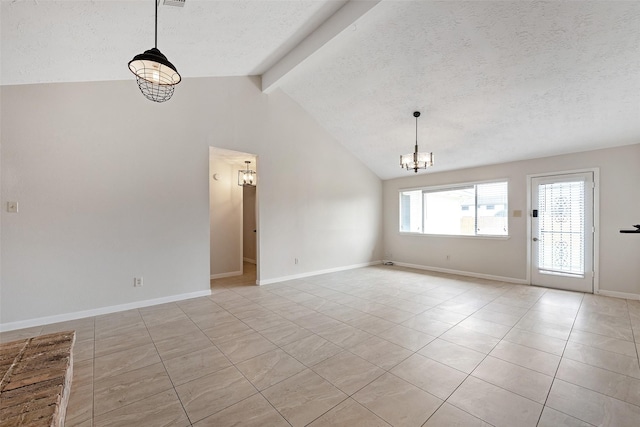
[533, 237, 539, 242]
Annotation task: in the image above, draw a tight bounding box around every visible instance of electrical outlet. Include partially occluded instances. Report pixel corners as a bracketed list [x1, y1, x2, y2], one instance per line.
[446, 255, 451, 261]
[134, 277, 143, 287]
[294, 258, 299, 265]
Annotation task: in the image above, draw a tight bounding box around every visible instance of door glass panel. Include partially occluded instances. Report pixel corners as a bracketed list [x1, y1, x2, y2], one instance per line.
[537, 180, 585, 276]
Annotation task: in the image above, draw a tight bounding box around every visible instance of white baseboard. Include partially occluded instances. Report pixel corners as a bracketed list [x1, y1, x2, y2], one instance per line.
[390, 261, 639, 300]
[243, 257, 256, 264]
[0, 290, 212, 333]
[258, 261, 382, 285]
[389, 261, 529, 285]
[595, 289, 640, 300]
[210, 271, 242, 279]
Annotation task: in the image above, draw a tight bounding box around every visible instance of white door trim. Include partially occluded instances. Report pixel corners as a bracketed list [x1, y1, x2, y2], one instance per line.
[526, 168, 600, 294]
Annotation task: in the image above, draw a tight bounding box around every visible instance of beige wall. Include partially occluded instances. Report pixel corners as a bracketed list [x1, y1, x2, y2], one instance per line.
[383, 144, 640, 297]
[0, 77, 383, 327]
[3, 74, 635, 329]
[209, 154, 243, 277]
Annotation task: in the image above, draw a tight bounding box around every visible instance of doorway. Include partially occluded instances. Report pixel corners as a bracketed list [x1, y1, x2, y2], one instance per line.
[529, 171, 597, 293]
[209, 147, 258, 287]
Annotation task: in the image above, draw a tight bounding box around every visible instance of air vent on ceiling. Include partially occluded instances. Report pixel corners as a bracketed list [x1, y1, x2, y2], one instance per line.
[163, 0, 185, 7]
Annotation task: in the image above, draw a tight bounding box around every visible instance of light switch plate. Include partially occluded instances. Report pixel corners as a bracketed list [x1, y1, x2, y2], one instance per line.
[7, 202, 18, 213]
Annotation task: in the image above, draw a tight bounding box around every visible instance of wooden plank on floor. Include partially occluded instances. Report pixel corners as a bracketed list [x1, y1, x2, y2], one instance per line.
[0, 331, 75, 427]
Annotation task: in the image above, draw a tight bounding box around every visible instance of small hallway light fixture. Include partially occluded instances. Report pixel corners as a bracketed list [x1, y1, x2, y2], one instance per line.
[128, 0, 181, 102]
[238, 161, 256, 187]
[400, 111, 434, 173]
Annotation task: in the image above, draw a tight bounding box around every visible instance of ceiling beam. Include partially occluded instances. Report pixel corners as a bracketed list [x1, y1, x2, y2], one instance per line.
[261, 0, 381, 93]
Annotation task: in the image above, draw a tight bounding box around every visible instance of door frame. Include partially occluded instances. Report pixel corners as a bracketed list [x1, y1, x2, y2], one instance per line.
[526, 168, 600, 294]
[209, 147, 260, 285]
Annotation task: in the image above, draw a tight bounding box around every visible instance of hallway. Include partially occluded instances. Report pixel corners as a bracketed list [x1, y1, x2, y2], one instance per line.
[211, 262, 257, 289]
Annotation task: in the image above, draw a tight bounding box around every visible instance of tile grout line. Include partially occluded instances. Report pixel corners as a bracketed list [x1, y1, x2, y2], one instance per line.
[181, 288, 341, 425]
[217, 273, 629, 425]
[626, 299, 640, 371]
[22, 266, 640, 426]
[103, 307, 192, 426]
[141, 304, 197, 427]
[171, 299, 267, 426]
[421, 286, 550, 427]
[260, 273, 521, 426]
[222, 276, 447, 425]
[300, 274, 525, 426]
[222, 283, 347, 426]
[535, 291, 586, 426]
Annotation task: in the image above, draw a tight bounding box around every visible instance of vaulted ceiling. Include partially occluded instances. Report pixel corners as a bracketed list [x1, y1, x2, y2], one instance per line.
[3, 0, 640, 179]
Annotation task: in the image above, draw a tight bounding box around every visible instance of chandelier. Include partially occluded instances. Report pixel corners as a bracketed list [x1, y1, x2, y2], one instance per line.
[400, 111, 434, 173]
[238, 161, 256, 187]
[128, 0, 181, 102]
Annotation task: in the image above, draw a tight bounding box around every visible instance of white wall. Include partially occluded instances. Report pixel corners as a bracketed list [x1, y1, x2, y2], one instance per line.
[383, 144, 640, 297]
[209, 154, 243, 277]
[258, 91, 384, 281]
[243, 185, 257, 263]
[0, 77, 383, 327]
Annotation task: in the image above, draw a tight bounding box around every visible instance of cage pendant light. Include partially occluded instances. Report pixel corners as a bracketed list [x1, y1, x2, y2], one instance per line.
[128, 0, 181, 102]
[400, 111, 434, 173]
[238, 161, 257, 187]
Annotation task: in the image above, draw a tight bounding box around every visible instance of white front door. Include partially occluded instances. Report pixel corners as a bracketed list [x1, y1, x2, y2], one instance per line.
[531, 172, 594, 293]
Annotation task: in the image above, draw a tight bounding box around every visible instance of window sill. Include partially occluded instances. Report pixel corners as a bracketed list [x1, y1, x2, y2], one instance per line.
[398, 232, 510, 240]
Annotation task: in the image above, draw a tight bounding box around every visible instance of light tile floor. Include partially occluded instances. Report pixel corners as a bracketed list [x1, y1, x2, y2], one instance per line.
[2, 265, 640, 426]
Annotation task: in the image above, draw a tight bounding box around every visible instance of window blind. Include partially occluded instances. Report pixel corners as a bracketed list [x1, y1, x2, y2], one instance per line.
[538, 180, 585, 275]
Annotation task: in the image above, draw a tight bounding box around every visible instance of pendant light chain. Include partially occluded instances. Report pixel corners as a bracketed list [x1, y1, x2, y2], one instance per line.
[154, 0, 158, 49]
[415, 113, 419, 153]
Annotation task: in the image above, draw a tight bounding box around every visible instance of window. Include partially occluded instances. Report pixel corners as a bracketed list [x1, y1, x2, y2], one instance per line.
[399, 181, 508, 236]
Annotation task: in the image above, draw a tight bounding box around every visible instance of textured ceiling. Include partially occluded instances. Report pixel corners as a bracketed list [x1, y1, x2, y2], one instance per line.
[0, 0, 344, 84]
[211, 147, 256, 167]
[278, 1, 640, 179]
[2, 1, 640, 180]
